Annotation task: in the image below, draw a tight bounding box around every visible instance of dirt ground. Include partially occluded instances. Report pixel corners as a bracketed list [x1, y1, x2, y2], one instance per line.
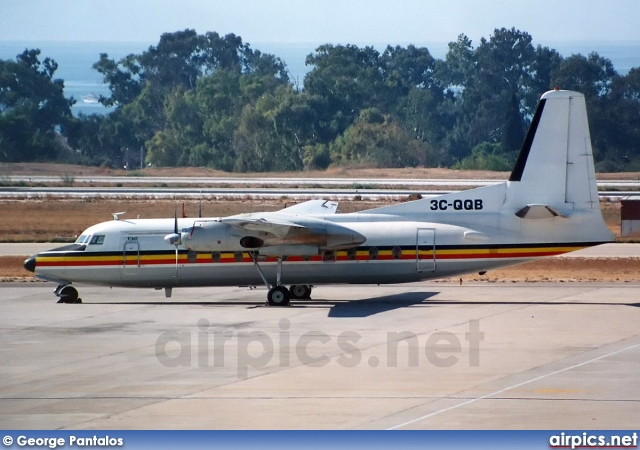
[0, 162, 511, 179]
[2, 162, 640, 180]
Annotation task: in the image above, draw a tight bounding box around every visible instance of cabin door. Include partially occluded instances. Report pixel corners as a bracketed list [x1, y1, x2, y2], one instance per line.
[123, 241, 140, 275]
[416, 228, 436, 272]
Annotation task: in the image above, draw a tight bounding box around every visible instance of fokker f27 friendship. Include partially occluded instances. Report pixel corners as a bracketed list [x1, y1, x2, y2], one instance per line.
[24, 90, 614, 305]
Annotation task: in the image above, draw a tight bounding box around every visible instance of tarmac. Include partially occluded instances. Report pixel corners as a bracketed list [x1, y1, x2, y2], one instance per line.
[1, 280, 639, 429]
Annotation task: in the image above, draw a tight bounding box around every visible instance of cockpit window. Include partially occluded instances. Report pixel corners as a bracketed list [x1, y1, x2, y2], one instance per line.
[89, 235, 105, 245]
[75, 235, 90, 244]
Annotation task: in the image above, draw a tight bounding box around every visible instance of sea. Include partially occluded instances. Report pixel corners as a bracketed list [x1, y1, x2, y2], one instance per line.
[1, 40, 639, 117]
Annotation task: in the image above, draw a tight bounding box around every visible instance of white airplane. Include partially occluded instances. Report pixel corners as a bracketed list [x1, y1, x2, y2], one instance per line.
[24, 90, 614, 305]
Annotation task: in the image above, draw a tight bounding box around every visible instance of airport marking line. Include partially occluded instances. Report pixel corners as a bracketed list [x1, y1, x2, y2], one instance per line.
[387, 341, 640, 430]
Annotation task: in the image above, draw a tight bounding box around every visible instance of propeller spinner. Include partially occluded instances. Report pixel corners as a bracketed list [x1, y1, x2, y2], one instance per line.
[164, 209, 182, 246]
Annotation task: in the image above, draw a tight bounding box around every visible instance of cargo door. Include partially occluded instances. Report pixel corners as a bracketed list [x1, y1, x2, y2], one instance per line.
[416, 228, 436, 272]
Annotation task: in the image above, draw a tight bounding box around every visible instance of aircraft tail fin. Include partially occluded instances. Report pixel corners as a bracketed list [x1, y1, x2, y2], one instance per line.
[503, 89, 599, 211]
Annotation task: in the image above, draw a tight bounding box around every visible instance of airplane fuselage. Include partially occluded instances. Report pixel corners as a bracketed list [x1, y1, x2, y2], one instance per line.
[31, 203, 597, 290]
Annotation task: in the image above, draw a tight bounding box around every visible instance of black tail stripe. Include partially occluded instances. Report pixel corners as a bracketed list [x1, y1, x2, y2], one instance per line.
[509, 99, 546, 182]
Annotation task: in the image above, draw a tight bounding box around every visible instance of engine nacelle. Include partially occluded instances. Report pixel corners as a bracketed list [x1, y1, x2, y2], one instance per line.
[181, 221, 268, 252]
[180, 217, 366, 255]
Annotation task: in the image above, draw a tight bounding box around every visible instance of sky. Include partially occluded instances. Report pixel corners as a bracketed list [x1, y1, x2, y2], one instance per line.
[1, 0, 640, 47]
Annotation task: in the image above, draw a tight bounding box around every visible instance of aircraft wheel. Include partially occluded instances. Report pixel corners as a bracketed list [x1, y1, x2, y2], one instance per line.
[267, 286, 290, 306]
[58, 286, 81, 304]
[290, 284, 312, 300]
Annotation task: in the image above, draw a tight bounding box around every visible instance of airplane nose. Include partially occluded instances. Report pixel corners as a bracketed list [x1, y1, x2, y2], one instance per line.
[23, 256, 36, 273]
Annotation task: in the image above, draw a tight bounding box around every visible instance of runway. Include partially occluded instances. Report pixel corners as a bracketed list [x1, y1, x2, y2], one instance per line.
[1, 282, 638, 429]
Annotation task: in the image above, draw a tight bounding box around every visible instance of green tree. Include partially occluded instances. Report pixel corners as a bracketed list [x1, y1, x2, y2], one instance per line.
[453, 142, 512, 171]
[304, 44, 388, 141]
[437, 28, 538, 163]
[0, 49, 74, 161]
[329, 109, 434, 168]
[233, 85, 315, 172]
[592, 67, 640, 171]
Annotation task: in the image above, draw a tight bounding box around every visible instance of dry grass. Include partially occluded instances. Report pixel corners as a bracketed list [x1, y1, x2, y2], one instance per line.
[0, 162, 510, 179]
[1, 256, 33, 278]
[2, 162, 640, 180]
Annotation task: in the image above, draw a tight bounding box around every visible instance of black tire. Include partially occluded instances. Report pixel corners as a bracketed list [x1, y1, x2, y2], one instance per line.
[290, 284, 312, 300]
[58, 285, 80, 304]
[267, 286, 290, 306]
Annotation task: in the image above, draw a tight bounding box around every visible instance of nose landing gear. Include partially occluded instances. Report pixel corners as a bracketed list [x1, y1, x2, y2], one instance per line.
[55, 285, 82, 304]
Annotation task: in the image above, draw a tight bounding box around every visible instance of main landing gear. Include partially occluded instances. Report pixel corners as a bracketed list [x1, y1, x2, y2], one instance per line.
[55, 284, 82, 304]
[250, 253, 312, 306]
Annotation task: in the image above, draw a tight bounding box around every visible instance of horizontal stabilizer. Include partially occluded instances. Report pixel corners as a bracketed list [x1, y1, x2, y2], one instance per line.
[515, 204, 565, 219]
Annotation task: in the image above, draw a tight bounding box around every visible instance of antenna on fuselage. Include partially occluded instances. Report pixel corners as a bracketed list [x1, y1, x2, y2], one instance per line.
[112, 212, 126, 221]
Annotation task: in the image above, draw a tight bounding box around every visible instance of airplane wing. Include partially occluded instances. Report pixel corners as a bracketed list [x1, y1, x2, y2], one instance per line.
[220, 215, 303, 238]
[190, 210, 365, 251]
[219, 200, 339, 238]
[278, 199, 338, 215]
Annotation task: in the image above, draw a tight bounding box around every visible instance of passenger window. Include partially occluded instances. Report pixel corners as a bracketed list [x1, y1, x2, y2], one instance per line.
[369, 247, 378, 260]
[89, 235, 105, 245]
[323, 250, 335, 262]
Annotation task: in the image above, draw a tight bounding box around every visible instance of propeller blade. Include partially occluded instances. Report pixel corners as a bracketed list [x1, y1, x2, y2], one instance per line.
[174, 207, 178, 234]
[164, 206, 181, 246]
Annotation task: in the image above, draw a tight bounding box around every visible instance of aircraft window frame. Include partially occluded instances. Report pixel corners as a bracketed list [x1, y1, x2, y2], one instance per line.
[187, 250, 197, 264]
[211, 252, 221, 263]
[89, 235, 105, 245]
[323, 250, 335, 262]
[369, 247, 379, 260]
[234, 251, 244, 262]
[347, 248, 357, 261]
[75, 235, 89, 244]
[392, 246, 402, 260]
